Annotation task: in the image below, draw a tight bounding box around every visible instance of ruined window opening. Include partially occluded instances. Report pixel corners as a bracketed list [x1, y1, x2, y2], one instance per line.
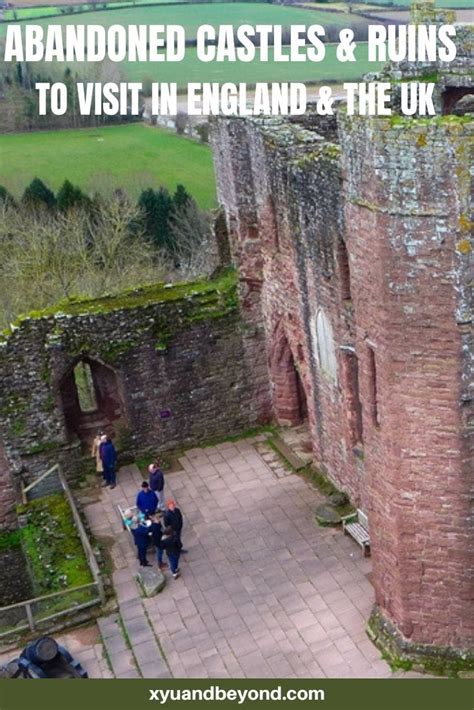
[337, 239, 352, 302]
[341, 348, 363, 445]
[367, 345, 380, 427]
[271, 330, 309, 426]
[442, 88, 473, 115]
[73, 362, 98, 413]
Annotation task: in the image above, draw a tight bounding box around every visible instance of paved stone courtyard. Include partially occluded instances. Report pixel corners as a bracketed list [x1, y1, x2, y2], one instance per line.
[85, 435, 401, 679]
[0, 436, 424, 678]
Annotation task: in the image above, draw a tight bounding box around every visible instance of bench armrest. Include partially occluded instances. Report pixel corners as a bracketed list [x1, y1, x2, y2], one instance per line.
[341, 512, 357, 523]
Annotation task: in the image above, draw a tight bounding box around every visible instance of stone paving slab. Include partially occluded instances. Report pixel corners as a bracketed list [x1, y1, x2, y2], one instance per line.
[78, 439, 433, 679]
[97, 614, 140, 679]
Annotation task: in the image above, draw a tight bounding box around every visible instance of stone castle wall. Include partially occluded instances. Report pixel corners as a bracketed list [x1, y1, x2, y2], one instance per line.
[339, 114, 472, 651]
[211, 107, 473, 663]
[212, 111, 366, 507]
[0, 273, 271, 529]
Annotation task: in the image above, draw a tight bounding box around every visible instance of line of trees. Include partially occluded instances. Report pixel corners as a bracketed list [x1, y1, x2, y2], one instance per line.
[0, 57, 139, 132]
[0, 179, 218, 329]
[1, 178, 205, 252]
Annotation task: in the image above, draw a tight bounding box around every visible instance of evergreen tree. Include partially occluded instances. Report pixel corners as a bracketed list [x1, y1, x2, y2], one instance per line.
[0, 185, 16, 207]
[173, 184, 192, 212]
[57, 180, 88, 212]
[137, 187, 174, 252]
[22, 178, 56, 210]
[155, 187, 174, 251]
[138, 188, 159, 239]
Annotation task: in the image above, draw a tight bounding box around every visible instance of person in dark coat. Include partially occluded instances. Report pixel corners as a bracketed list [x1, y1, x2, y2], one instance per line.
[161, 526, 182, 578]
[149, 514, 167, 569]
[148, 462, 166, 511]
[136, 481, 158, 516]
[131, 518, 151, 566]
[100, 436, 117, 489]
[164, 499, 187, 553]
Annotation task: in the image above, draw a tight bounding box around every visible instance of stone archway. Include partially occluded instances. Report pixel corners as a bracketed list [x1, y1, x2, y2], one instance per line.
[59, 357, 125, 446]
[270, 325, 308, 427]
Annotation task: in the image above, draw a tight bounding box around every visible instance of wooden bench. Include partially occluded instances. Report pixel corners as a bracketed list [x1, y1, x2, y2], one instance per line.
[342, 509, 371, 557]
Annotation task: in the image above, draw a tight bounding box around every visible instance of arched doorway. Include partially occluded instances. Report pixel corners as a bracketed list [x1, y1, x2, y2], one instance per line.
[270, 330, 308, 427]
[59, 357, 125, 446]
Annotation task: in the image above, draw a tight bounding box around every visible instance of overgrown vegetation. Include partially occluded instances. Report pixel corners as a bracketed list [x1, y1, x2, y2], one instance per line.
[0, 177, 217, 329]
[18, 493, 92, 595]
[0, 528, 22, 551]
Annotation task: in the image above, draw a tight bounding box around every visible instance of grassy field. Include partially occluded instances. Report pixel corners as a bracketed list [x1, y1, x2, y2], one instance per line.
[0, 123, 217, 208]
[124, 42, 382, 86]
[0, 2, 370, 36]
[0, 1, 381, 87]
[5, 0, 472, 22]
[301, 0, 473, 7]
[3, 0, 184, 21]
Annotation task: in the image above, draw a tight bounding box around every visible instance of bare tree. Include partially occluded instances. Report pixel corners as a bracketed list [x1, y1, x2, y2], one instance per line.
[169, 202, 219, 279]
[0, 198, 169, 329]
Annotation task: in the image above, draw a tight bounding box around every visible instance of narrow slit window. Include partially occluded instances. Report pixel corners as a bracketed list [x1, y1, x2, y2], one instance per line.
[338, 239, 352, 301]
[342, 349, 363, 445]
[73, 362, 98, 413]
[367, 346, 380, 427]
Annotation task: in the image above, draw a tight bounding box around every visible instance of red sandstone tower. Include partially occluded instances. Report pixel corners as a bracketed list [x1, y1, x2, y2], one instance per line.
[212, 13, 473, 672]
[338, 8, 473, 667]
[339, 112, 472, 668]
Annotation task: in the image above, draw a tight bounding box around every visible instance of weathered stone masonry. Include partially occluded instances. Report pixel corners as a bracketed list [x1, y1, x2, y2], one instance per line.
[0, 272, 271, 530]
[210, 30, 473, 668]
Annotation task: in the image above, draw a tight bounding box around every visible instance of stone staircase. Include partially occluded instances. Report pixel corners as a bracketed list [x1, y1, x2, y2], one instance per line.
[98, 602, 170, 679]
[253, 425, 314, 479]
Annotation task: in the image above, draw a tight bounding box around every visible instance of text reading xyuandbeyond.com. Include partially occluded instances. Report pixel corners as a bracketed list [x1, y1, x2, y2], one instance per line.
[149, 687, 325, 704]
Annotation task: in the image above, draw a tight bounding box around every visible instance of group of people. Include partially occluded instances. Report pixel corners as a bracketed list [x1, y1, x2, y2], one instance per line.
[91, 434, 187, 578]
[91, 432, 117, 489]
[125, 463, 187, 580]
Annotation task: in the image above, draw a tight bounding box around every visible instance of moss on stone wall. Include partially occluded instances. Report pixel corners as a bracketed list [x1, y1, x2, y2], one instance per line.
[368, 605, 474, 677]
[1, 270, 238, 343]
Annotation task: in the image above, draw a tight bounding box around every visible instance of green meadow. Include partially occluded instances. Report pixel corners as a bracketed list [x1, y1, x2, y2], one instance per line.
[2, 0, 183, 21]
[124, 42, 381, 86]
[0, 2, 370, 37]
[0, 123, 217, 208]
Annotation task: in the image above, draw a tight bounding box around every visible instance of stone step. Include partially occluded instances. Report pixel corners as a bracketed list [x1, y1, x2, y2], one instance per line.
[118, 599, 171, 679]
[97, 613, 140, 679]
[269, 435, 307, 471]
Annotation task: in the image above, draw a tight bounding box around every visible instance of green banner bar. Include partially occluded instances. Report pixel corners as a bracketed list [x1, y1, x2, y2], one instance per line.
[0, 679, 471, 710]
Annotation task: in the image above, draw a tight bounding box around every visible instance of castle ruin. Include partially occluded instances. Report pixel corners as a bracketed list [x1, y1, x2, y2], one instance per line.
[210, 10, 473, 671]
[0, 3, 472, 674]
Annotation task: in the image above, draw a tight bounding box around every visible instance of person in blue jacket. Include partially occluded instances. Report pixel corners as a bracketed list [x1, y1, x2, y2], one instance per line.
[131, 518, 151, 567]
[136, 481, 158, 516]
[148, 462, 166, 512]
[100, 436, 117, 489]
